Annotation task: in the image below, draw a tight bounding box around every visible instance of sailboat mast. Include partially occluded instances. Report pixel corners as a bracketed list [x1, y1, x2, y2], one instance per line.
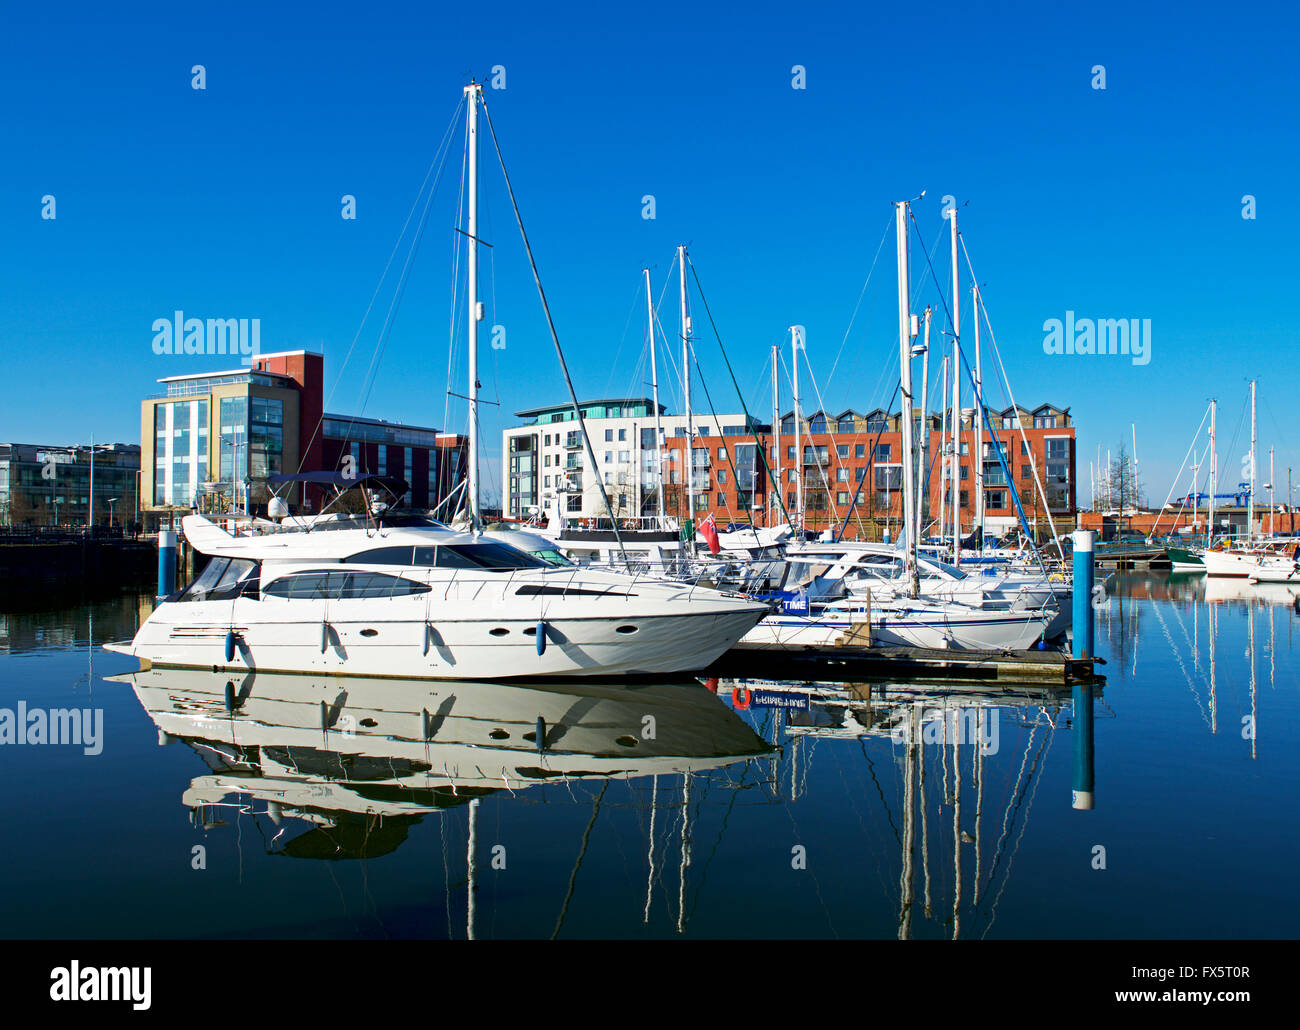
[678, 246, 694, 547]
[644, 268, 664, 525]
[1249, 379, 1256, 541]
[896, 200, 919, 595]
[791, 326, 804, 535]
[972, 285, 983, 547]
[916, 308, 931, 549]
[464, 82, 483, 531]
[938, 353, 948, 542]
[949, 208, 961, 564]
[772, 343, 780, 528]
[1208, 399, 1216, 546]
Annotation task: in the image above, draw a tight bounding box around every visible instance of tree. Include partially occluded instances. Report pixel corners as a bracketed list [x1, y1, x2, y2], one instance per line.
[1103, 442, 1144, 535]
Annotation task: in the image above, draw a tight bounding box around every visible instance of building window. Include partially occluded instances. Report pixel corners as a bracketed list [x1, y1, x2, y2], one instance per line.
[618, 429, 627, 441]
[566, 495, 582, 513]
[716, 492, 726, 506]
[604, 429, 613, 442]
[985, 489, 1007, 510]
[717, 469, 727, 484]
[855, 443, 865, 459]
[836, 467, 848, 482]
[874, 465, 902, 491]
[837, 491, 850, 505]
[836, 444, 849, 459]
[640, 427, 657, 448]
[717, 446, 727, 460]
[960, 465, 969, 480]
[787, 469, 796, 483]
[874, 444, 891, 462]
[786, 446, 795, 460]
[960, 490, 969, 508]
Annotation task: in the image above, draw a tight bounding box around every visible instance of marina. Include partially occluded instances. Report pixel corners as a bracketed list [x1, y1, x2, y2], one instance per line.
[1, 1, 1295, 994]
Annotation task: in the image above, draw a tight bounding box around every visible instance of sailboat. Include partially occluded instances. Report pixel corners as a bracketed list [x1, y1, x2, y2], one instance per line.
[740, 198, 1052, 653]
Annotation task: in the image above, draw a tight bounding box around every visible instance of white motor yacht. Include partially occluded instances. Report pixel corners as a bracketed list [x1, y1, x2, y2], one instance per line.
[107, 506, 769, 680]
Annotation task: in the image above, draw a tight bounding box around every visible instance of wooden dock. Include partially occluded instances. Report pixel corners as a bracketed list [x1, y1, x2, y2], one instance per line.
[713, 644, 1099, 686]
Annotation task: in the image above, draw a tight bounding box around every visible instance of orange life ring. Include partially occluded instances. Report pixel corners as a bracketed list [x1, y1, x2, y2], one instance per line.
[732, 687, 752, 710]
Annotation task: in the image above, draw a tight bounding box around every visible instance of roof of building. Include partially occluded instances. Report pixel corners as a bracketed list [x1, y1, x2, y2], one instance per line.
[513, 397, 666, 419]
[155, 368, 295, 384]
[323, 412, 440, 433]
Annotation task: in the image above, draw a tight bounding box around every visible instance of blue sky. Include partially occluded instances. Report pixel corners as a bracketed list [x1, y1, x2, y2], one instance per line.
[2, 0, 1297, 505]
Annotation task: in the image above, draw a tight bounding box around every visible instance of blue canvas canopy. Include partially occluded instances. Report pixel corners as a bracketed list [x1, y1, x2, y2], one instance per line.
[267, 472, 410, 496]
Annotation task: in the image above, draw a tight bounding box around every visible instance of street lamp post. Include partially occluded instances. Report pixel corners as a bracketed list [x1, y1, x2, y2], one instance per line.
[107, 497, 119, 529]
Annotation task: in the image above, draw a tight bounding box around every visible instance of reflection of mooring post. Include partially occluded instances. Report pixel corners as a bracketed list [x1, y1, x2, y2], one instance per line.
[1072, 530, 1095, 659]
[1072, 681, 1095, 810]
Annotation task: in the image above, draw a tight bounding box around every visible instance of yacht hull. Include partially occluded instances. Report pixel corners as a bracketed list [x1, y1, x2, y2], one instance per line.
[122, 600, 768, 680]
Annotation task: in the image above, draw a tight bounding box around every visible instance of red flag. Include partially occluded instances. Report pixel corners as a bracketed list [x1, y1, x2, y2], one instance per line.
[699, 512, 721, 554]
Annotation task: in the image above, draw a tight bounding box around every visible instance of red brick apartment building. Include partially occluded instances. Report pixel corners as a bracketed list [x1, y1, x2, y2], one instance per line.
[662, 403, 1076, 540]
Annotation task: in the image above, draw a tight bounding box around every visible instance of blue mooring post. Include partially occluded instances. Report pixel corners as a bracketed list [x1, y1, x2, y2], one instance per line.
[882, 529, 891, 545]
[1071, 529, 1094, 660]
[1072, 681, 1095, 810]
[157, 530, 177, 599]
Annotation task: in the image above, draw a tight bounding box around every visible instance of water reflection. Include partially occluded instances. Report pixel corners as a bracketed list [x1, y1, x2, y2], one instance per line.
[108, 668, 773, 937]
[717, 676, 1101, 939]
[1100, 571, 1294, 759]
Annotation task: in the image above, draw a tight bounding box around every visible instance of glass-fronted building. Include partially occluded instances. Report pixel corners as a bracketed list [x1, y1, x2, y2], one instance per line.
[139, 351, 468, 526]
[0, 442, 141, 529]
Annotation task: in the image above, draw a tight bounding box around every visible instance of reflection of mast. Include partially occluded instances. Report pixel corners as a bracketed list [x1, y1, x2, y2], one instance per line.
[952, 709, 962, 941]
[920, 726, 932, 919]
[1249, 601, 1257, 760]
[467, 797, 479, 940]
[1209, 600, 1218, 733]
[676, 773, 692, 934]
[898, 705, 917, 940]
[643, 775, 658, 924]
[972, 735, 984, 906]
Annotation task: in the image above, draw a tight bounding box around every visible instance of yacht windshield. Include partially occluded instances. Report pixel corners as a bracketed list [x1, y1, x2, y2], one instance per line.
[345, 541, 549, 570]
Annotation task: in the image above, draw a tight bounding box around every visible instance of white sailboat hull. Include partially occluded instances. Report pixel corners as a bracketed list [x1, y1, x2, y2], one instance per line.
[736, 603, 1047, 652]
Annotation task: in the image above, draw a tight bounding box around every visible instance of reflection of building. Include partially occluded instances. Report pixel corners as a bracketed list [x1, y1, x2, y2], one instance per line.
[139, 350, 467, 526]
[0, 442, 140, 528]
[502, 396, 1075, 538]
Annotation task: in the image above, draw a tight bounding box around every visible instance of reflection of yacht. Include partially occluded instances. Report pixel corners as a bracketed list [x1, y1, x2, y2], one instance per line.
[1202, 575, 1300, 605]
[113, 668, 772, 859]
[106, 508, 768, 680]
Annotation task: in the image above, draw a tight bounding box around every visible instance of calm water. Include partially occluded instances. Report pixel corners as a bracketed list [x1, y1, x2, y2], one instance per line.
[1, 573, 1296, 939]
